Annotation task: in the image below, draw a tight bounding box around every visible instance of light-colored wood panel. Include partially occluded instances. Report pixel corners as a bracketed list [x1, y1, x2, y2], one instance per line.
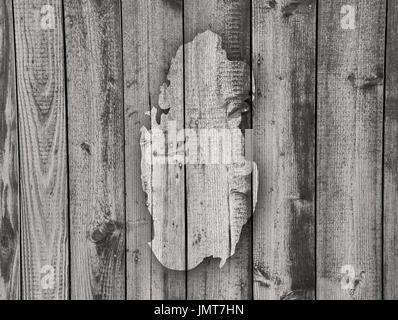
[122, 0, 152, 301]
[125, 0, 185, 300]
[184, 0, 252, 300]
[147, 0, 185, 300]
[64, 0, 125, 300]
[14, 0, 69, 299]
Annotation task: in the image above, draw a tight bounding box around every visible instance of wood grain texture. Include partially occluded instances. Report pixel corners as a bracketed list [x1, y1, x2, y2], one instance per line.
[122, 0, 152, 301]
[140, 44, 185, 272]
[252, 0, 316, 300]
[13, 0, 69, 299]
[184, 0, 252, 300]
[64, 0, 125, 300]
[146, 0, 185, 300]
[0, 0, 19, 300]
[124, 0, 185, 300]
[6, 0, 397, 301]
[384, 0, 398, 301]
[317, 0, 385, 300]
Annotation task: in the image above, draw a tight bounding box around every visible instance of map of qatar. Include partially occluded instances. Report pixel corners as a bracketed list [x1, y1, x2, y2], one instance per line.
[141, 31, 258, 271]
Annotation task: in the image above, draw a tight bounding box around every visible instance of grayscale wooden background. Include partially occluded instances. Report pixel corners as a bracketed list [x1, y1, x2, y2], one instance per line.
[0, 0, 397, 300]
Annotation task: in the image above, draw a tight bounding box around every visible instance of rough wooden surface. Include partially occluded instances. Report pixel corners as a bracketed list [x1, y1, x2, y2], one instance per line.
[252, 0, 316, 300]
[184, 0, 253, 301]
[384, 0, 398, 301]
[128, 0, 185, 300]
[122, 0, 152, 301]
[64, 0, 125, 300]
[147, 0, 185, 300]
[13, 0, 69, 299]
[2, 0, 397, 301]
[0, 0, 19, 300]
[184, 30, 255, 270]
[140, 50, 185, 273]
[317, 0, 385, 300]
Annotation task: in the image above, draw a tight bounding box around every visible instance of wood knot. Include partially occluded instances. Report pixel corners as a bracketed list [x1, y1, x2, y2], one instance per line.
[0, 215, 16, 282]
[133, 250, 141, 263]
[164, 0, 182, 7]
[257, 53, 263, 65]
[0, 215, 15, 256]
[227, 99, 251, 119]
[269, 0, 277, 9]
[282, 1, 301, 17]
[0, 234, 12, 255]
[349, 271, 366, 296]
[347, 72, 384, 90]
[80, 142, 91, 155]
[91, 220, 117, 243]
[254, 263, 283, 288]
[282, 0, 313, 17]
[281, 290, 308, 300]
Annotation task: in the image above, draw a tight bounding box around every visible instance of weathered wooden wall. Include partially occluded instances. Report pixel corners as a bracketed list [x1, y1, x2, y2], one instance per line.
[0, 0, 396, 300]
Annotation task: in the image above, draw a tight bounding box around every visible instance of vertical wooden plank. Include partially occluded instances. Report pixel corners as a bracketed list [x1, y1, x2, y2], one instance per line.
[0, 0, 19, 300]
[184, 0, 252, 300]
[122, 0, 151, 300]
[384, 0, 398, 301]
[252, 0, 316, 300]
[64, 0, 125, 300]
[124, 0, 185, 300]
[145, 0, 185, 300]
[317, 0, 385, 300]
[14, 0, 69, 299]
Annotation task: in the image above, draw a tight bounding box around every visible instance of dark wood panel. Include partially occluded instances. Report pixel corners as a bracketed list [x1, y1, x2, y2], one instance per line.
[252, 0, 316, 300]
[64, 0, 125, 300]
[0, 0, 19, 300]
[317, 0, 385, 300]
[384, 0, 398, 301]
